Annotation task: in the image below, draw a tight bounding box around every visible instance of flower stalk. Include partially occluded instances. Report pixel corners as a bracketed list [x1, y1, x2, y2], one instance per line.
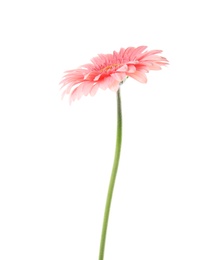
[98, 88, 122, 260]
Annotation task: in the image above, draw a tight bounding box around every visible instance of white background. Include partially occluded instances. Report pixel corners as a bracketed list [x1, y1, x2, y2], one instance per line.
[0, 0, 216, 259]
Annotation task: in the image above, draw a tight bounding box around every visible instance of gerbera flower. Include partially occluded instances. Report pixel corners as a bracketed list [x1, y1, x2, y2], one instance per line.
[60, 45, 168, 102]
[59, 45, 168, 260]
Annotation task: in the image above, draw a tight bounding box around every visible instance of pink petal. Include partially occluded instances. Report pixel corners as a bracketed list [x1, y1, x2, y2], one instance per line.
[117, 64, 128, 72]
[70, 87, 79, 103]
[61, 88, 67, 100]
[90, 84, 99, 96]
[97, 54, 107, 64]
[80, 81, 94, 96]
[65, 82, 78, 94]
[94, 74, 102, 81]
[109, 80, 120, 92]
[127, 65, 136, 73]
[130, 46, 147, 60]
[91, 56, 100, 66]
[110, 72, 126, 82]
[96, 77, 112, 90]
[124, 47, 134, 58]
[146, 64, 162, 70]
[81, 63, 94, 70]
[138, 50, 162, 60]
[119, 48, 125, 58]
[128, 71, 147, 83]
[70, 85, 84, 102]
[113, 50, 120, 61]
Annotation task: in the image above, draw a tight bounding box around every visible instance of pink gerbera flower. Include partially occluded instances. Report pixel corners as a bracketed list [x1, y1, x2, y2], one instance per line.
[60, 46, 168, 103]
[59, 45, 168, 260]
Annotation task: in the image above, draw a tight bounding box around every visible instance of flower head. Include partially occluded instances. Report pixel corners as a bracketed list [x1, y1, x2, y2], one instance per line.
[60, 46, 168, 103]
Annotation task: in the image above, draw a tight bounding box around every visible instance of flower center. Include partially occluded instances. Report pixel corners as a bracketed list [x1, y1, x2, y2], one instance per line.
[100, 64, 119, 72]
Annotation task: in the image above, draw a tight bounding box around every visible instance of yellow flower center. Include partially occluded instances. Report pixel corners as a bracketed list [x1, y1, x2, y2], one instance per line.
[100, 64, 119, 72]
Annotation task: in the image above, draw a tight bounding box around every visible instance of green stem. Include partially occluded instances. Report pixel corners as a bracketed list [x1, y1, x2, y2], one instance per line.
[98, 89, 122, 260]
